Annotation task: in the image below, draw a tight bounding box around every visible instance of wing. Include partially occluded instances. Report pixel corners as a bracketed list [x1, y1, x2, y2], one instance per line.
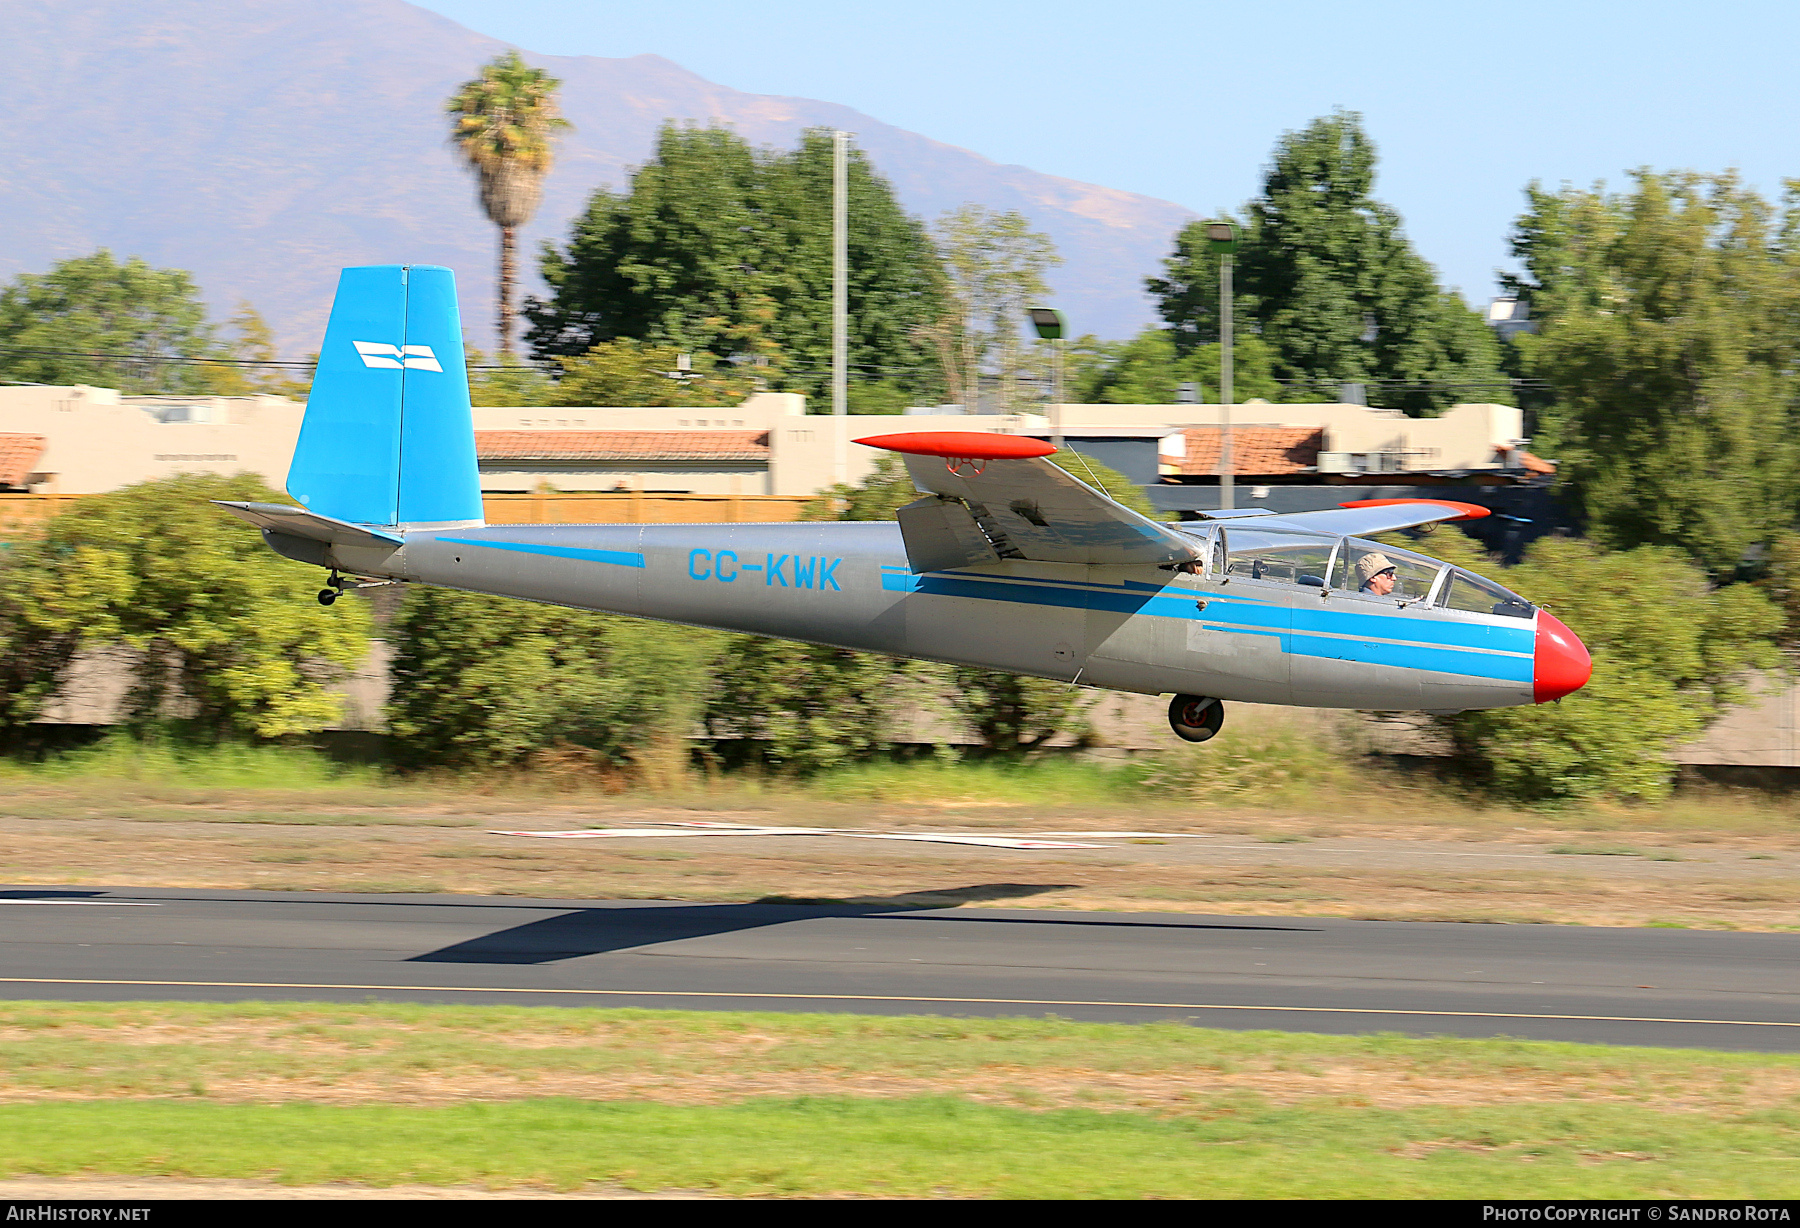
[856, 431, 1202, 570]
[1219, 498, 1492, 537]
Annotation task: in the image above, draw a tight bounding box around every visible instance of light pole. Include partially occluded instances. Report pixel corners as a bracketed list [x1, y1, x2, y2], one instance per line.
[1206, 220, 1238, 510]
[831, 129, 850, 486]
[1027, 307, 1065, 451]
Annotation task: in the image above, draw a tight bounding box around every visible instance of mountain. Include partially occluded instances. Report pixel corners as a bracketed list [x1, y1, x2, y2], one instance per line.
[0, 0, 1197, 356]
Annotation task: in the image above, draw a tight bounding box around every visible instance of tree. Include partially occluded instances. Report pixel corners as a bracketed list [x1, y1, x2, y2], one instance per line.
[387, 587, 721, 780]
[1427, 535, 1778, 802]
[1758, 530, 1800, 648]
[1504, 172, 1800, 573]
[447, 50, 572, 356]
[844, 380, 914, 414]
[760, 129, 948, 402]
[932, 204, 1061, 412]
[1075, 326, 1280, 404]
[0, 535, 131, 744]
[205, 303, 312, 399]
[1148, 111, 1505, 414]
[465, 348, 555, 408]
[528, 124, 947, 404]
[0, 251, 223, 394]
[530, 124, 766, 364]
[943, 668, 1090, 756]
[549, 340, 753, 408]
[0, 475, 370, 740]
[704, 637, 911, 773]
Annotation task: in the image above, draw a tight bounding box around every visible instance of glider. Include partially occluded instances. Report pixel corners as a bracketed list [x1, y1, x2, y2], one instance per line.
[219, 265, 1589, 742]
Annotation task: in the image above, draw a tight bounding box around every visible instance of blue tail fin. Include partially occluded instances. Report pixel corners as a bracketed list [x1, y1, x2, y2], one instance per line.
[286, 265, 483, 528]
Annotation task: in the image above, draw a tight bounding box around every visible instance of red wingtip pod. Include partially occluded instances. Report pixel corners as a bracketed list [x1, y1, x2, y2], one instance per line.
[1337, 498, 1492, 521]
[852, 431, 1058, 460]
[1533, 611, 1592, 703]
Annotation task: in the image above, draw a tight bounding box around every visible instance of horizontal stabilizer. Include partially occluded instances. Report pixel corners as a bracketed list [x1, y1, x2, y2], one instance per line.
[213, 501, 404, 550]
[856, 431, 1201, 569]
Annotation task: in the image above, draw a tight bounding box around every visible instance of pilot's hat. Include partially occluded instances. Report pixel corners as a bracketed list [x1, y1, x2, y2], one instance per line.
[1355, 552, 1397, 583]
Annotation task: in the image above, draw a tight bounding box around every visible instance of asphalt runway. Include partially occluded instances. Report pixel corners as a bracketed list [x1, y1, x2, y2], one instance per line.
[2, 884, 1797, 1051]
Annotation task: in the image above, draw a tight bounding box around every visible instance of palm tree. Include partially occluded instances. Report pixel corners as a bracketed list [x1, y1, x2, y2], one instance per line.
[446, 51, 572, 355]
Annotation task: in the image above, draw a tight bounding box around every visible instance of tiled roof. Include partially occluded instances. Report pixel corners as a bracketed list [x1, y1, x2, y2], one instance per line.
[475, 430, 770, 464]
[1171, 426, 1322, 476]
[0, 433, 45, 487]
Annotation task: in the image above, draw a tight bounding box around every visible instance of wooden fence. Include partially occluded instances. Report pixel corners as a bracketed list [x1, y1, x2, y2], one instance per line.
[0, 494, 84, 535]
[480, 492, 812, 524]
[0, 491, 815, 533]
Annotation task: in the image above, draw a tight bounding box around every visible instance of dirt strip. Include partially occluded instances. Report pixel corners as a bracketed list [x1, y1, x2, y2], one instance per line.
[4, 807, 1798, 928]
[3, 784, 1798, 929]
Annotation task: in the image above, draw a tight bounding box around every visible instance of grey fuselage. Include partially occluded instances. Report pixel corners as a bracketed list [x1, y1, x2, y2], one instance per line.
[294, 519, 1536, 712]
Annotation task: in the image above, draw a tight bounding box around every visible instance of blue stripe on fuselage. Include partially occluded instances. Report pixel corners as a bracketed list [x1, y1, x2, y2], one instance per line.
[880, 567, 1533, 680]
[1285, 631, 1532, 682]
[439, 537, 646, 568]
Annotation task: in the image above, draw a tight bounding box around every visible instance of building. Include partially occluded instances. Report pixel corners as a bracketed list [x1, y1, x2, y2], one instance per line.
[0, 384, 1036, 500]
[0, 384, 1553, 546]
[0, 385, 306, 494]
[1003, 400, 1561, 558]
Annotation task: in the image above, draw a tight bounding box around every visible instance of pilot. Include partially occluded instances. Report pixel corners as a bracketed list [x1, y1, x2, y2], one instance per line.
[1356, 552, 1398, 597]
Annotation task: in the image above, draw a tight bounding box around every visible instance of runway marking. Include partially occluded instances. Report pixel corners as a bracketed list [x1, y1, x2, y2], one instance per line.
[0, 977, 1793, 1029]
[495, 827, 1545, 856]
[495, 826, 1105, 849]
[1198, 847, 1554, 857]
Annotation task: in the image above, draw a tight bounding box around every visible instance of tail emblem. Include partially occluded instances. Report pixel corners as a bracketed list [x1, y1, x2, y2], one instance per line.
[351, 341, 443, 372]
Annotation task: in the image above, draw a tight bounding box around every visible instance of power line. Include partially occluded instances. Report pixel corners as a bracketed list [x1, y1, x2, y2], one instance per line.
[0, 343, 1555, 393]
[0, 344, 316, 370]
[0, 344, 552, 373]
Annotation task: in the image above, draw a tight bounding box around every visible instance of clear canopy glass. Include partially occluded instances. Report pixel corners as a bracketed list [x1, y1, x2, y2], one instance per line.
[1332, 538, 1443, 603]
[1219, 528, 1336, 588]
[1203, 526, 1536, 618]
[1440, 568, 1535, 619]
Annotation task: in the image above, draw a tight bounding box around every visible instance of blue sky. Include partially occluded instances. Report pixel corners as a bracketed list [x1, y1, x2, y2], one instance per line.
[415, 0, 1800, 307]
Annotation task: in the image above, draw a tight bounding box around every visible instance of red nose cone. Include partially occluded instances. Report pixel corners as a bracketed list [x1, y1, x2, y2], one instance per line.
[1534, 611, 1591, 703]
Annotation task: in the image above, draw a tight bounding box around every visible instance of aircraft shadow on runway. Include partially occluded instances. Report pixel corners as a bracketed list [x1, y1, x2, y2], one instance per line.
[1, 890, 112, 900]
[407, 884, 1319, 965]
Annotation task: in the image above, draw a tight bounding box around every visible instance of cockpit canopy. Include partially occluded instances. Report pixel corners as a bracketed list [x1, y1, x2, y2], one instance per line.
[1197, 526, 1535, 619]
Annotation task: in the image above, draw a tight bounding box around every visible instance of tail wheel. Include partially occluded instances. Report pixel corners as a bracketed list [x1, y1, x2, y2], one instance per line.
[317, 589, 338, 606]
[1168, 694, 1224, 743]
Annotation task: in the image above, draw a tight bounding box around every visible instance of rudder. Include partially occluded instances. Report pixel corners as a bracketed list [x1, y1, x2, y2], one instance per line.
[286, 265, 483, 528]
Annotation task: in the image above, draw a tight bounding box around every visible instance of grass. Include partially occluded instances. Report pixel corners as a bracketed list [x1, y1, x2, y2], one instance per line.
[4, 731, 1800, 842]
[8, 1095, 1799, 1198]
[800, 756, 1140, 807]
[4, 735, 389, 793]
[0, 1002, 1796, 1198]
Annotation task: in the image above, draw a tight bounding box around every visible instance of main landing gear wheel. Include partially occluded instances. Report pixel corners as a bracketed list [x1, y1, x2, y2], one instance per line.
[1168, 694, 1225, 743]
[316, 588, 338, 606]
